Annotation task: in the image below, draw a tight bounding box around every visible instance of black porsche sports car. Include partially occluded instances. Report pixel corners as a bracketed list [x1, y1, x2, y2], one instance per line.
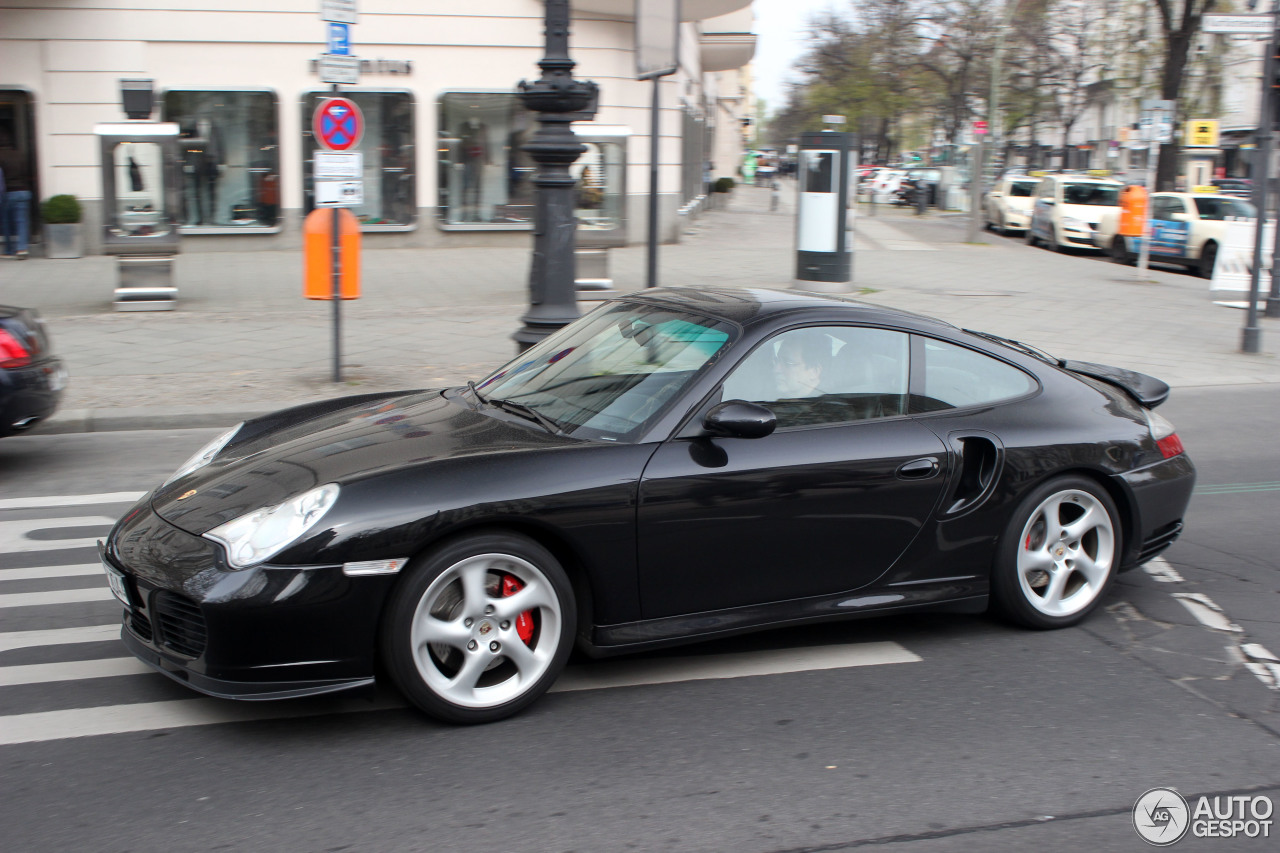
[103, 288, 1195, 723]
[0, 304, 66, 438]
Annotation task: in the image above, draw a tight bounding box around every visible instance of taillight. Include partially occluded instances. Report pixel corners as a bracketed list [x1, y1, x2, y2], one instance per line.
[1145, 409, 1184, 459]
[0, 329, 32, 368]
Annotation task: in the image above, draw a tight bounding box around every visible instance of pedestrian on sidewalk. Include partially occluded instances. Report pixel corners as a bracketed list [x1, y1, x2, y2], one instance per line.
[0, 131, 32, 259]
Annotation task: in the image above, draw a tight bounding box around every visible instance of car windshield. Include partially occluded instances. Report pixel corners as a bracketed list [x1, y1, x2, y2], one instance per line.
[476, 301, 735, 441]
[1193, 197, 1256, 220]
[1062, 183, 1119, 206]
[1008, 180, 1037, 197]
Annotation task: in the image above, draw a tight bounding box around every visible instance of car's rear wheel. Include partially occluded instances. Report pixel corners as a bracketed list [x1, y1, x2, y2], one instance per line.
[991, 476, 1121, 630]
[1199, 241, 1218, 279]
[1110, 236, 1133, 265]
[382, 531, 576, 724]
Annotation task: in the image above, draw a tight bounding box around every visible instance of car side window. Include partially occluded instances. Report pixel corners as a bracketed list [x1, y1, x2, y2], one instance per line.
[909, 337, 1036, 413]
[1151, 197, 1184, 220]
[722, 326, 910, 428]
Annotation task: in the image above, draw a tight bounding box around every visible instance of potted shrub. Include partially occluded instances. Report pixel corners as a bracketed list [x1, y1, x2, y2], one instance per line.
[42, 194, 83, 259]
[713, 177, 735, 194]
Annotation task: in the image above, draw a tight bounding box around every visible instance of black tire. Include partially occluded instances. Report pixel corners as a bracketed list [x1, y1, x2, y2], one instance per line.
[1199, 242, 1218, 279]
[1025, 227, 1038, 248]
[381, 531, 576, 724]
[990, 476, 1122, 630]
[1053, 228, 1070, 253]
[1110, 236, 1134, 266]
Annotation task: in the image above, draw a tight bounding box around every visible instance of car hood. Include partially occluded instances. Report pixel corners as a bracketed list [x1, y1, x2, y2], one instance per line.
[152, 391, 575, 535]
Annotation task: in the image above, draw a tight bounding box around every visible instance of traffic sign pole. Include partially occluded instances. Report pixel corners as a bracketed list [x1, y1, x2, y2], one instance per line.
[1243, 21, 1278, 352]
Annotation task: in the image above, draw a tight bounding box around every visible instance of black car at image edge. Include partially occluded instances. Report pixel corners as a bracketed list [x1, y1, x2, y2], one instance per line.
[102, 287, 1196, 724]
[0, 304, 66, 437]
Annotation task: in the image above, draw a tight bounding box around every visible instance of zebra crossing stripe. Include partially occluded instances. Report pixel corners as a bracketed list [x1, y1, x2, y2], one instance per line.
[0, 624, 120, 653]
[0, 563, 103, 582]
[0, 641, 922, 744]
[0, 492, 145, 511]
[0, 587, 115, 608]
[0, 657, 152, 687]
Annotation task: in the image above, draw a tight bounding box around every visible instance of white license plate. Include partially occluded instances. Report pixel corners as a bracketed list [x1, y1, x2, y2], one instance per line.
[103, 561, 131, 606]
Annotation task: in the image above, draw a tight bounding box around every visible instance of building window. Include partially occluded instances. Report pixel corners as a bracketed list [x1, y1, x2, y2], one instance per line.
[162, 90, 280, 229]
[302, 91, 416, 227]
[438, 92, 535, 228]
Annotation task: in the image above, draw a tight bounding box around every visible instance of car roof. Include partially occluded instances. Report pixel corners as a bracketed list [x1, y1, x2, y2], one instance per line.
[618, 287, 956, 333]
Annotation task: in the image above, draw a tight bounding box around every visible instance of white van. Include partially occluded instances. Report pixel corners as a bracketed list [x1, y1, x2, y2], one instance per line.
[1026, 173, 1123, 252]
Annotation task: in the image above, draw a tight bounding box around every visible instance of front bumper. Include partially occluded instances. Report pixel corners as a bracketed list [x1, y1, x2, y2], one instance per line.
[1061, 228, 1099, 249]
[103, 497, 395, 699]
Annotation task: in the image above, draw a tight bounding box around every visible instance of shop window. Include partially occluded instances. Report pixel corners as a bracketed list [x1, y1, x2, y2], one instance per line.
[109, 142, 171, 237]
[573, 137, 626, 241]
[302, 90, 416, 227]
[438, 92, 536, 228]
[162, 90, 280, 229]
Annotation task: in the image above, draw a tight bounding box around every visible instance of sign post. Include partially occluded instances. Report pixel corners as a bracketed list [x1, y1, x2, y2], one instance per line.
[313, 0, 362, 380]
[635, 0, 679, 289]
[1137, 99, 1174, 278]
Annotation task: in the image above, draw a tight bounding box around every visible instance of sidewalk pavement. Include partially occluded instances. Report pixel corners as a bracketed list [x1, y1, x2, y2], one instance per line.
[4, 183, 1278, 435]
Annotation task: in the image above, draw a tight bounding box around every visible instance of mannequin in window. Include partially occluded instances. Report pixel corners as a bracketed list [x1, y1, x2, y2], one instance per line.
[190, 118, 223, 225]
[458, 118, 489, 221]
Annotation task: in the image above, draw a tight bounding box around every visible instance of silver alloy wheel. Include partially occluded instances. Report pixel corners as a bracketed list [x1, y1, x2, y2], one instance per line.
[408, 551, 561, 709]
[1016, 488, 1116, 618]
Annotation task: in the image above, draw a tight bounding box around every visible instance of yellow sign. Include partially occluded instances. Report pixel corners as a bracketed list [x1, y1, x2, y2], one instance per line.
[1186, 120, 1219, 147]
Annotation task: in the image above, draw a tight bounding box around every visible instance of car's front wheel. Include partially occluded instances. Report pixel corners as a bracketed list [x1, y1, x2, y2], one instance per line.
[382, 531, 576, 724]
[991, 476, 1122, 630]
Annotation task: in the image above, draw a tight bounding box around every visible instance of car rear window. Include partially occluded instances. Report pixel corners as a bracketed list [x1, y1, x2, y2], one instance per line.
[1062, 183, 1119, 206]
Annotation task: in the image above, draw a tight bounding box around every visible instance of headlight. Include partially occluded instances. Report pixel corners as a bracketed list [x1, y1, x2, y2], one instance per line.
[205, 484, 340, 569]
[1061, 216, 1088, 231]
[164, 423, 243, 486]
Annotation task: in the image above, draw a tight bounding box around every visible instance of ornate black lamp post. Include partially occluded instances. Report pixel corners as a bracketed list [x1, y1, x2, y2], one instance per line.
[513, 0, 598, 352]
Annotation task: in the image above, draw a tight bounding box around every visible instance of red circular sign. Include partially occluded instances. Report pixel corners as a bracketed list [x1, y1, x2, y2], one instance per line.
[313, 97, 364, 151]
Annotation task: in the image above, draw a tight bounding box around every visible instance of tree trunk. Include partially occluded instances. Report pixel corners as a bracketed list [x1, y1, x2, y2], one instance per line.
[1156, 31, 1192, 191]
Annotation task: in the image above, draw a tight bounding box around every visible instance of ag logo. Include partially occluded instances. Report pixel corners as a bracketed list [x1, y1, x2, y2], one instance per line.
[1134, 787, 1190, 846]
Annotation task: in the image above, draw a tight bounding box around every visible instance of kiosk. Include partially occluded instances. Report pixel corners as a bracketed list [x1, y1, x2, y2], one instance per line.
[572, 126, 629, 296]
[794, 130, 853, 291]
[94, 80, 183, 310]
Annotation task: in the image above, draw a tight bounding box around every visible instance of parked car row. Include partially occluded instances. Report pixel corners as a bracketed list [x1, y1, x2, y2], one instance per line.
[984, 171, 1257, 279]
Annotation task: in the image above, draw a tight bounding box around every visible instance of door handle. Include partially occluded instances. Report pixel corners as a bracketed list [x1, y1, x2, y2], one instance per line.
[897, 457, 939, 479]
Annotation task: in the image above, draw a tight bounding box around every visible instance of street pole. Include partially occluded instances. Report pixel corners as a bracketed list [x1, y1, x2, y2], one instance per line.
[1242, 18, 1278, 352]
[646, 77, 660, 288]
[329, 83, 342, 382]
[514, 0, 598, 352]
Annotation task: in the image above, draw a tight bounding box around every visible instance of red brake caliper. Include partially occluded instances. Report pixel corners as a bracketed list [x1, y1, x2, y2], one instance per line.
[500, 575, 535, 646]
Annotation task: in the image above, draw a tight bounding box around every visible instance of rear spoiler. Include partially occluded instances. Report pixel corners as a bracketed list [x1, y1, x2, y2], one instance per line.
[1061, 360, 1170, 408]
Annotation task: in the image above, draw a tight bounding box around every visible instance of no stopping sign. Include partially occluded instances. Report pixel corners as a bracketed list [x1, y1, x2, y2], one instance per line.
[313, 97, 364, 151]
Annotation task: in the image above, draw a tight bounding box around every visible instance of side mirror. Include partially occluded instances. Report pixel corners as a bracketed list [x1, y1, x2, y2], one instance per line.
[704, 400, 777, 439]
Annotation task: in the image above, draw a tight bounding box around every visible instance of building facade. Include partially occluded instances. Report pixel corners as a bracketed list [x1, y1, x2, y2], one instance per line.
[0, 0, 756, 255]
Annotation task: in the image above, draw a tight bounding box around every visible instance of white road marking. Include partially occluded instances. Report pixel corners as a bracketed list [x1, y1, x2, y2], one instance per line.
[0, 563, 102, 582]
[0, 641, 921, 744]
[549, 640, 921, 693]
[0, 492, 145, 511]
[0, 587, 115, 608]
[0, 657, 152, 687]
[1172, 592, 1243, 633]
[1142, 557, 1184, 583]
[0, 696, 405, 747]
[0, 624, 119, 653]
[0, 516, 116, 553]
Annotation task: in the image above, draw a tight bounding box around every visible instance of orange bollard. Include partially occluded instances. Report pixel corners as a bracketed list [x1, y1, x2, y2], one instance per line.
[304, 207, 361, 299]
[1118, 185, 1147, 238]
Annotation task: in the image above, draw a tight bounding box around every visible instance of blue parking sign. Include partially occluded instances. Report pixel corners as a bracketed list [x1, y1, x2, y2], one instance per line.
[327, 22, 351, 56]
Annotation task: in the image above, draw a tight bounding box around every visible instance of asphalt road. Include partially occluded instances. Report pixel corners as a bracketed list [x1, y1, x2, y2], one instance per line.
[1, 384, 1277, 852]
